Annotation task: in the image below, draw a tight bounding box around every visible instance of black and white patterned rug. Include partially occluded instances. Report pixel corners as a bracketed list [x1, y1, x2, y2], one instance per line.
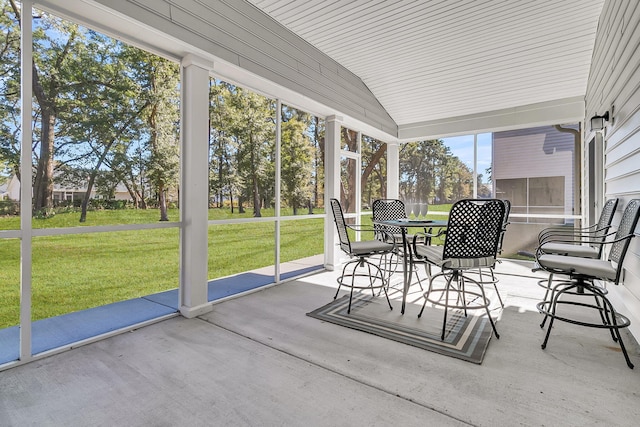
[307, 293, 496, 364]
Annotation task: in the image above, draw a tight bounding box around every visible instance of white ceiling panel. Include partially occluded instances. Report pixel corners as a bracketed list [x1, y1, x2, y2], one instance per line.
[247, 0, 604, 127]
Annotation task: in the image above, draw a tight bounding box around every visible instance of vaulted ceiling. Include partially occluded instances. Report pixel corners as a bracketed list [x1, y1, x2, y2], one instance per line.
[247, 0, 605, 129]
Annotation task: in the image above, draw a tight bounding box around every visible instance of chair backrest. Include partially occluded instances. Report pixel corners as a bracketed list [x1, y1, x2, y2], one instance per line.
[443, 199, 505, 261]
[372, 199, 406, 237]
[608, 200, 640, 283]
[330, 198, 352, 254]
[496, 199, 511, 254]
[593, 198, 619, 244]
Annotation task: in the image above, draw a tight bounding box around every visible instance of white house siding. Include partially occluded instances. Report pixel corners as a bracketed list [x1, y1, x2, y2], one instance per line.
[585, 0, 640, 337]
[493, 126, 576, 218]
[78, 0, 397, 138]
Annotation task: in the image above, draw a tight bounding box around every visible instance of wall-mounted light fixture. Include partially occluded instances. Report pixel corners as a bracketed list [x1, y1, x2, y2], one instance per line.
[590, 111, 609, 132]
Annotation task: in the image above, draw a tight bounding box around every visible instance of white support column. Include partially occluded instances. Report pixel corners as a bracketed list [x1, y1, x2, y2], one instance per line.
[473, 134, 478, 198]
[386, 142, 400, 199]
[179, 54, 213, 318]
[274, 99, 282, 282]
[324, 115, 342, 270]
[20, 0, 34, 361]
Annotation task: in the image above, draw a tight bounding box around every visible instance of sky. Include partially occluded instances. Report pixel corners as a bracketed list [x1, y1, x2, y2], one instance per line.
[441, 133, 492, 180]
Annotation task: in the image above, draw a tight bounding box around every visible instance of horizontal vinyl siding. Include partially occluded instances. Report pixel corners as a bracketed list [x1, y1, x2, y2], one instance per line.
[585, 0, 640, 337]
[92, 0, 396, 135]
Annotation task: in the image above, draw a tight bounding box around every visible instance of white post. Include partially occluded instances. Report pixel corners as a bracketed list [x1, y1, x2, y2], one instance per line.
[473, 134, 478, 198]
[20, 0, 34, 361]
[324, 115, 342, 270]
[179, 54, 213, 318]
[274, 99, 281, 282]
[387, 142, 400, 199]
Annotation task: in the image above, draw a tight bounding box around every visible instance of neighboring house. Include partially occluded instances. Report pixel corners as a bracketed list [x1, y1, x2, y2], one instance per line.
[492, 125, 579, 255]
[493, 125, 578, 223]
[2, 175, 21, 201]
[2, 175, 131, 203]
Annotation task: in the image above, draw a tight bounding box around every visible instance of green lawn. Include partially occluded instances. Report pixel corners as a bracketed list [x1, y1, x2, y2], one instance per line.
[0, 208, 325, 328]
[0, 204, 454, 328]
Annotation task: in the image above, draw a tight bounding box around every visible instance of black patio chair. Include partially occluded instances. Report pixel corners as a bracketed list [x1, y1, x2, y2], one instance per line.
[413, 199, 505, 340]
[473, 199, 511, 308]
[535, 199, 640, 369]
[330, 198, 395, 313]
[537, 198, 619, 258]
[372, 198, 426, 290]
[535, 198, 619, 301]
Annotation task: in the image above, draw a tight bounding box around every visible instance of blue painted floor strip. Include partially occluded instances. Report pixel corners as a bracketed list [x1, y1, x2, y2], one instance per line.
[0, 264, 323, 366]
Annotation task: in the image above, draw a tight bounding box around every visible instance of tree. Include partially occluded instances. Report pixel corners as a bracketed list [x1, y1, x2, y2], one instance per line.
[0, 2, 21, 183]
[228, 86, 273, 217]
[340, 127, 358, 212]
[131, 50, 180, 221]
[280, 106, 313, 214]
[58, 32, 149, 222]
[361, 135, 386, 208]
[209, 80, 236, 210]
[25, 6, 87, 213]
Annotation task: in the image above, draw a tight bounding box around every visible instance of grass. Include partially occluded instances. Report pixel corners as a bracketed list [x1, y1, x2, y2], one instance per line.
[0, 204, 453, 328]
[0, 208, 325, 328]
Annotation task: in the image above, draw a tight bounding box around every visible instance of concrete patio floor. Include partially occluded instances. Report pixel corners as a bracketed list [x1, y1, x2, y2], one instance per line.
[1, 260, 639, 426]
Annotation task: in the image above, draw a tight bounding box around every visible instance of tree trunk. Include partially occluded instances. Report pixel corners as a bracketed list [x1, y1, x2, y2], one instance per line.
[252, 175, 261, 217]
[79, 171, 98, 222]
[33, 107, 55, 212]
[158, 184, 169, 221]
[361, 144, 386, 200]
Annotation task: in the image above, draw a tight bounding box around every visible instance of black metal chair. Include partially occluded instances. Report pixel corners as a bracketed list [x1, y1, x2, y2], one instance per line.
[535, 198, 619, 301]
[535, 199, 640, 369]
[472, 199, 511, 308]
[413, 199, 505, 340]
[537, 198, 619, 258]
[330, 198, 395, 313]
[372, 199, 426, 289]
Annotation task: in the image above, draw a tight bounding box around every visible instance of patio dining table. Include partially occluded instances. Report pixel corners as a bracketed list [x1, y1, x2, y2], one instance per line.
[373, 218, 448, 314]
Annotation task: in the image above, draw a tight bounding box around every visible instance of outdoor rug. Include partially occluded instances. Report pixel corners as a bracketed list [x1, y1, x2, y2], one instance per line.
[307, 294, 496, 364]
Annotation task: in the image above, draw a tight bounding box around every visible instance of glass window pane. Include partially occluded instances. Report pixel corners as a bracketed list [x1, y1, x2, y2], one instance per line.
[493, 124, 578, 257]
[280, 217, 324, 276]
[0, 237, 19, 363]
[31, 10, 181, 227]
[399, 138, 473, 216]
[340, 156, 358, 213]
[208, 222, 275, 283]
[341, 127, 358, 152]
[209, 80, 275, 218]
[280, 104, 324, 215]
[31, 229, 179, 321]
[0, 238, 20, 328]
[0, 4, 21, 230]
[477, 133, 493, 198]
[361, 135, 386, 210]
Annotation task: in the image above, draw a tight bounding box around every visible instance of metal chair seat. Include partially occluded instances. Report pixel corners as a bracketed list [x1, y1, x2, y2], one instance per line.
[537, 242, 600, 258]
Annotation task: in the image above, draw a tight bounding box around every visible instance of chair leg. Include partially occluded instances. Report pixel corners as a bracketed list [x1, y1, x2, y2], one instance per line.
[379, 274, 393, 311]
[540, 274, 561, 328]
[474, 275, 500, 339]
[334, 262, 352, 299]
[348, 283, 355, 314]
[540, 280, 571, 348]
[418, 272, 439, 318]
[489, 268, 504, 308]
[440, 273, 456, 340]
